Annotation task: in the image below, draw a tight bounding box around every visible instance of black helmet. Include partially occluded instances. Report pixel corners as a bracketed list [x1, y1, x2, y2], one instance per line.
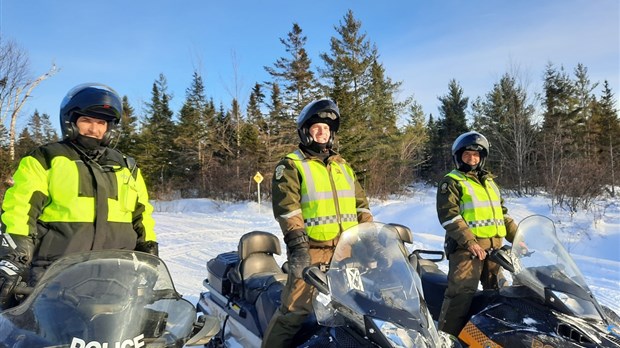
[60, 83, 122, 146]
[296, 99, 340, 148]
[451, 131, 490, 171]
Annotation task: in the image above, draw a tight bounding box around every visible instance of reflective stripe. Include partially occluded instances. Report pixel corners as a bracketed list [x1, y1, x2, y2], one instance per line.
[446, 170, 506, 238]
[441, 215, 464, 228]
[280, 208, 303, 219]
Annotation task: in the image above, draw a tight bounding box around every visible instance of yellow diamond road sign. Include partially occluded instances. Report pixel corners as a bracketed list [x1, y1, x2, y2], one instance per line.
[254, 172, 264, 184]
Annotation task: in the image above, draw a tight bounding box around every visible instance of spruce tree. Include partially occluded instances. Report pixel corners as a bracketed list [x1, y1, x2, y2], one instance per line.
[265, 23, 319, 114]
[137, 73, 177, 197]
[114, 96, 139, 157]
[174, 71, 209, 196]
[432, 79, 469, 178]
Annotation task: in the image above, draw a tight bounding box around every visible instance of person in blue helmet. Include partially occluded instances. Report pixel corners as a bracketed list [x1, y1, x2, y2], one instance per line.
[0, 83, 157, 309]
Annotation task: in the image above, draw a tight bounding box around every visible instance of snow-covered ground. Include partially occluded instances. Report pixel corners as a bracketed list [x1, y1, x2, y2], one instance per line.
[154, 184, 620, 316]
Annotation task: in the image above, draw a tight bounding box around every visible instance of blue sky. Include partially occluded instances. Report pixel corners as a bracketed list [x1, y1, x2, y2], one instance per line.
[1, 0, 618, 131]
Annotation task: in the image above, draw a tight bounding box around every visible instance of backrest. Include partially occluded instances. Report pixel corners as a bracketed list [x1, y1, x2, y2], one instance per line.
[237, 231, 282, 280]
[386, 223, 413, 244]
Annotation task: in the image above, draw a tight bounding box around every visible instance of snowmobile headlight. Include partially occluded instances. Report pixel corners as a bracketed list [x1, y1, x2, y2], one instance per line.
[372, 318, 430, 348]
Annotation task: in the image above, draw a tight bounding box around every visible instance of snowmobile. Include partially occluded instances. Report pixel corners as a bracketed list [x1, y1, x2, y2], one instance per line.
[411, 214, 620, 347]
[197, 221, 457, 347]
[0, 249, 220, 348]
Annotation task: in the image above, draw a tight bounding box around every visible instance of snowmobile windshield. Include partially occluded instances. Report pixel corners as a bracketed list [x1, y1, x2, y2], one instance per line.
[511, 215, 604, 321]
[313, 222, 441, 347]
[0, 250, 197, 347]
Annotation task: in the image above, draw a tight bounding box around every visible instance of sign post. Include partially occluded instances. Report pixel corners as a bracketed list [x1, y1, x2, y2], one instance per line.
[253, 172, 264, 213]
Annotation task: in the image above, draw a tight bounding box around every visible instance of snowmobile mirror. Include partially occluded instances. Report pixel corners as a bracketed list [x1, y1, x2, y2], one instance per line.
[489, 248, 515, 273]
[303, 265, 329, 295]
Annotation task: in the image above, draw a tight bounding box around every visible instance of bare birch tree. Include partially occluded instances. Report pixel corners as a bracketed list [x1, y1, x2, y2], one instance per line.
[0, 38, 57, 160]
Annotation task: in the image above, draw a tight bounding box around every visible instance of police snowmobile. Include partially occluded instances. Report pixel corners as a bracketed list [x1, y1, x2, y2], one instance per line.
[197, 221, 457, 347]
[411, 214, 620, 347]
[0, 250, 219, 347]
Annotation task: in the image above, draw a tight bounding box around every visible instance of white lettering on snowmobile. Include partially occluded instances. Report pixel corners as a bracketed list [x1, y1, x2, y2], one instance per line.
[69, 334, 145, 348]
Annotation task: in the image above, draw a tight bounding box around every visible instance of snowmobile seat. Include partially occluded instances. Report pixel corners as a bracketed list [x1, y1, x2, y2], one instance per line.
[229, 231, 288, 304]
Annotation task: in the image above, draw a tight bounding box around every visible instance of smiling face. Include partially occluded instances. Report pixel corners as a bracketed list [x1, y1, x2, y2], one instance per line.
[461, 150, 481, 167]
[76, 116, 108, 140]
[308, 122, 330, 144]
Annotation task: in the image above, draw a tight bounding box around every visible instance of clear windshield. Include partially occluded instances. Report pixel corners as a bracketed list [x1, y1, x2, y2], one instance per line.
[313, 222, 441, 346]
[0, 250, 197, 347]
[510, 215, 603, 320]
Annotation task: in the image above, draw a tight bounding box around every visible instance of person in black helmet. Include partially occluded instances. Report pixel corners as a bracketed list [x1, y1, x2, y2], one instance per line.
[262, 99, 373, 347]
[435, 131, 517, 337]
[0, 83, 157, 310]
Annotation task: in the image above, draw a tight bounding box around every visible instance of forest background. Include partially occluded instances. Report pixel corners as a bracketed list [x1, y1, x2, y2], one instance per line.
[1, 8, 619, 215]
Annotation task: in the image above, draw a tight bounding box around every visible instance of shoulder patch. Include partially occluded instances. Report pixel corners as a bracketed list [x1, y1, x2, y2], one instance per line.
[275, 165, 285, 180]
[440, 182, 449, 194]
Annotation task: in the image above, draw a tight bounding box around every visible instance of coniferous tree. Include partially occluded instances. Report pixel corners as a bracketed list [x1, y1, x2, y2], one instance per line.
[113, 96, 139, 156]
[174, 71, 209, 196]
[265, 82, 294, 164]
[429, 79, 469, 180]
[476, 73, 537, 194]
[590, 80, 620, 197]
[137, 73, 177, 198]
[319, 10, 375, 167]
[40, 112, 58, 143]
[246, 83, 268, 172]
[14, 128, 36, 160]
[265, 23, 319, 114]
[318, 10, 407, 196]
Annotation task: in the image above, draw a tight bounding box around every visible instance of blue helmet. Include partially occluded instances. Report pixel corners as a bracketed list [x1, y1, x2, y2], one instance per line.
[60, 83, 122, 146]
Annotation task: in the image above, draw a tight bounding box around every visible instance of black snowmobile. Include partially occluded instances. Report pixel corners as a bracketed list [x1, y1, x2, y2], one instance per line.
[198, 221, 457, 347]
[0, 249, 220, 348]
[411, 214, 620, 347]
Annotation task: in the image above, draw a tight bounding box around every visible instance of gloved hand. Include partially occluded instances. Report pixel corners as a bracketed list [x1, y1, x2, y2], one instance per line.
[284, 229, 311, 279]
[0, 259, 26, 310]
[135, 241, 159, 256]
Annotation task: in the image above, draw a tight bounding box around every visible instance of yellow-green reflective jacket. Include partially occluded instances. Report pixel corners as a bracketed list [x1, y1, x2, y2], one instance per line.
[286, 150, 359, 241]
[445, 169, 506, 238]
[1, 141, 156, 262]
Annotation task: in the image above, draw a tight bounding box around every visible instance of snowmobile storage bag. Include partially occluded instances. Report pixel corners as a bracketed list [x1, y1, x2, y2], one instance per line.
[207, 251, 240, 296]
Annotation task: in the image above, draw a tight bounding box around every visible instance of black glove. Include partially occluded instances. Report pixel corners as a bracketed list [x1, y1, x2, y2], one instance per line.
[284, 229, 311, 279]
[0, 259, 26, 310]
[135, 241, 159, 256]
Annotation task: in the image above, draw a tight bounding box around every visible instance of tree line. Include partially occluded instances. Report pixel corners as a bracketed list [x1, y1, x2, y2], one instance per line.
[1, 10, 618, 213]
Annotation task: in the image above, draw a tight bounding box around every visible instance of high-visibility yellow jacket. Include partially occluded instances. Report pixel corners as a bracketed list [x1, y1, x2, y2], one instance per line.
[445, 169, 506, 238]
[1, 141, 156, 281]
[437, 169, 517, 249]
[272, 148, 372, 242]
